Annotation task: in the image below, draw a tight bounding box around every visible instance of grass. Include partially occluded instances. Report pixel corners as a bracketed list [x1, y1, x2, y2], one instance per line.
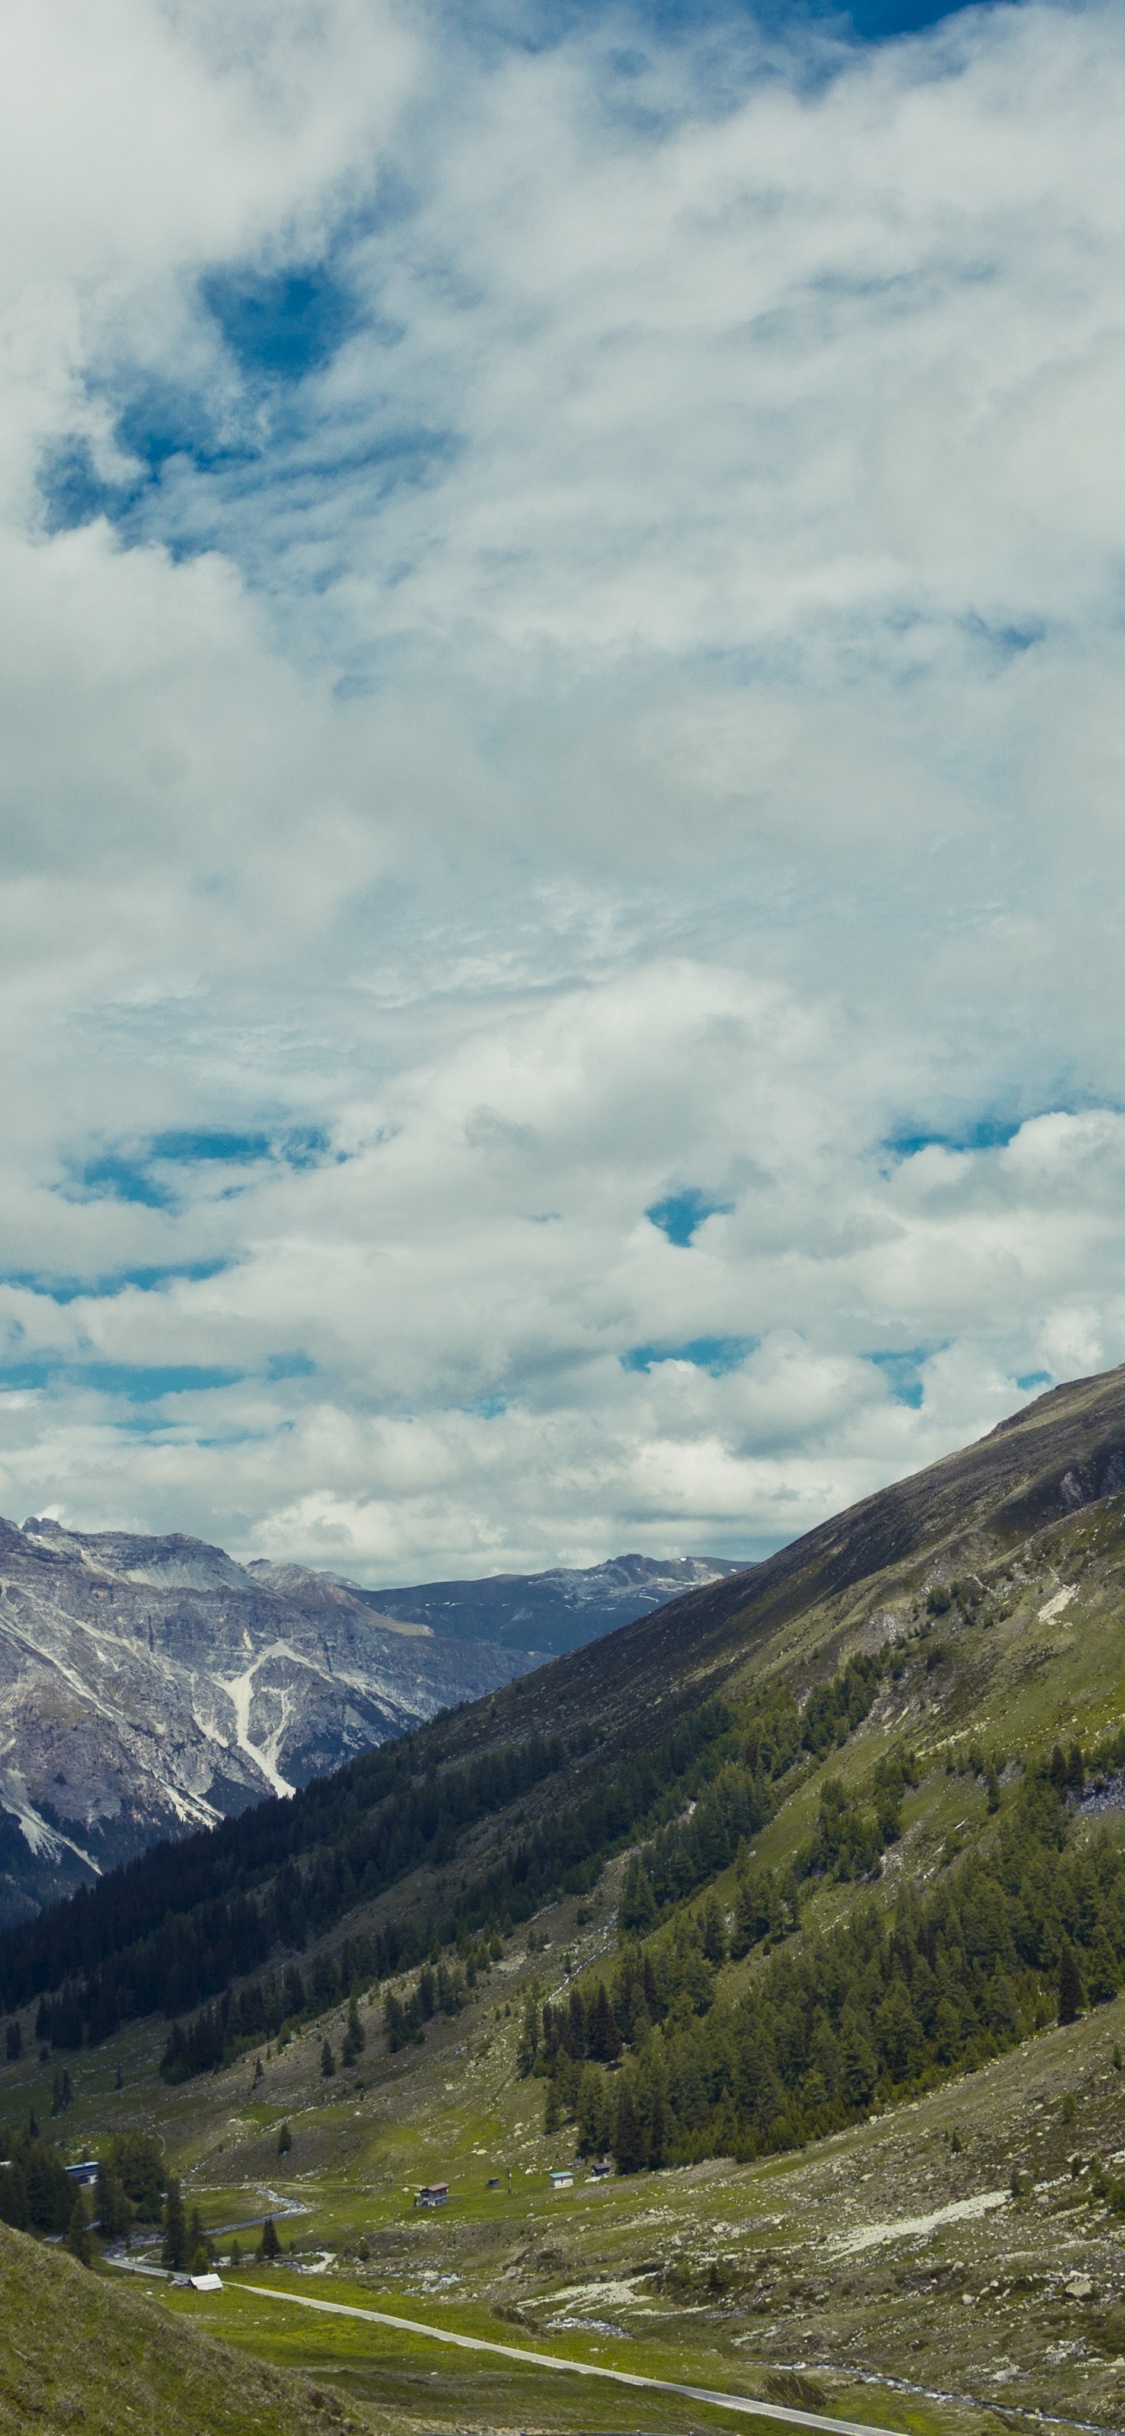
[0, 2219, 363, 2435]
[156, 2265, 959, 2436]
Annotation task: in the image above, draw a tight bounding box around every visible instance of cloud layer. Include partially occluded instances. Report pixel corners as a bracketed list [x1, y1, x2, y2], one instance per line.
[0, 0, 1123, 1579]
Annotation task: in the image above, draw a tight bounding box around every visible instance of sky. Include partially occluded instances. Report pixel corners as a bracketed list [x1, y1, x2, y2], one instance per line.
[1, 0, 1124, 1585]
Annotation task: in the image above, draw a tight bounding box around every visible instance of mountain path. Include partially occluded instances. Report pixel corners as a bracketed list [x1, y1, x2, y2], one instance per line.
[236, 2280, 909, 2436]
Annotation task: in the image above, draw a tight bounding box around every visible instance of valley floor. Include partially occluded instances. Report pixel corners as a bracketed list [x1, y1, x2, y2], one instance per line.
[8, 1877, 1125, 2436]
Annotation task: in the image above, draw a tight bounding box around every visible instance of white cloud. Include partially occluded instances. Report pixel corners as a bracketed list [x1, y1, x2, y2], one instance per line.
[0, 0, 1122, 1578]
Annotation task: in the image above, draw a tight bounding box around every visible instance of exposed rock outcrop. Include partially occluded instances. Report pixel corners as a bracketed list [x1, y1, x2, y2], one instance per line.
[0, 1518, 541, 1923]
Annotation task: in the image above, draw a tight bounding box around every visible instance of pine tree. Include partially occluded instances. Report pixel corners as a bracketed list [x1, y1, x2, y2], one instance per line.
[161, 2175, 187, 2270]
[5, 2020, 21, 2063]
[277, 2120, 292, 2155]
[95, 2161, 133, 2241]
[1087, 1927, 1120, 2005]
[839, 2014, 878, 2110]
[698, 1895, 727, 1965]
[65, 2189, 93, 2268]
[321, 2039, 336, 2078]
[587, 1982, 622, 2063]
[612, 2082, 645, 2175]
[258, 2215, 280, 2260]
[619, 1856, 657, 1935]
[647, 2082, 667, 2169]
[1058, 1942, 1084, 2025]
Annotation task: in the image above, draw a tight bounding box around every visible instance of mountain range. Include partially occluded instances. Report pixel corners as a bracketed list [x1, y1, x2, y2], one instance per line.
[0, 1528, 747, 1930]
[356, 1551, 749, 1654]
[0, 1518, 541, 1925]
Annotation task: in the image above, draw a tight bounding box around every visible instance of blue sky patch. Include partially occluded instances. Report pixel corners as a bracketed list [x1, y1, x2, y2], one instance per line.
[477, 0, 990, 53]
[149, 1129, 274, 1165]
[40, 376, 237, 538]
[885, 1114, 1026, 1160]
[1016, 1370, 1053, 1392]
[0, 1260, 230, 1305]
[202, 265, 357, 383]
[645, 1187, 734, 1246]
[264, 1351, 317, 1381]
[865, 1346, 939, 1407]
[65, 1151, 176, 1209]
[623, 1335, 754, 1375]
[62, 1126, 334, 1208]
[39, 437, 133, 535]
[0, 1360, 242, 1402]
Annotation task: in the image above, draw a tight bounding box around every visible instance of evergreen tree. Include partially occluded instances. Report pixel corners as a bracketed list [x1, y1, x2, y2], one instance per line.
[619, 1856, 657, 1935]
[258, 2215, 280, 2260]
[1059, 1942, 1084, 2025]
[647, 2081, 667, 2169]
[839, 2014, 878, 2110]
[277, 2120, 292, 2155]
[5, 2019, 21, 2062]
[587, 1982, 622, 2063]
[0, 2158, 28, 2230]
[1086, 1927, 1119, 2005]
[612, 2082, 645, 2175]
[94, 2161, 133, 2241]
[698, 1896, 727, 1965]
[320, 2039, 336, 2078]
[65, 2189, 93, 2268]
[341, 1993, 365, 2066]
[161, 2175, 187, 2270]
[576, 2064, 612, 2156]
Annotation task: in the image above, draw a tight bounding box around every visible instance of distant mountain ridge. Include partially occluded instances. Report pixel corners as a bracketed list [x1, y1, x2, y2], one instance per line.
[0, 1517, 540, 1924]
[354, 1551, 751, 1654]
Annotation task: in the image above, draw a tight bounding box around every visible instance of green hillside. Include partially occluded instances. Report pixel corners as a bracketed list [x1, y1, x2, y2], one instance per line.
[0, 2216, 363, 2435]
[7, 1361, 1125, 2431]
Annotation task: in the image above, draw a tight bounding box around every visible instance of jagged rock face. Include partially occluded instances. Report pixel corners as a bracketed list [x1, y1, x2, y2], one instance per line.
[0, 1519, 541, 1924]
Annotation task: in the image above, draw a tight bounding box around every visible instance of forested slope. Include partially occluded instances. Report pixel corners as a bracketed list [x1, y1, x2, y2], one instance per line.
[6, 1357, 1125, 2170]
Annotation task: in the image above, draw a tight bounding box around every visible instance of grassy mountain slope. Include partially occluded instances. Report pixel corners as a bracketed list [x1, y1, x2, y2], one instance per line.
[0, 2216, 363, 2436]
[8, 1357, 1125, 2042]
[8, 1354, 1125, 1997]
[8, 1364, 1125, 2430]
